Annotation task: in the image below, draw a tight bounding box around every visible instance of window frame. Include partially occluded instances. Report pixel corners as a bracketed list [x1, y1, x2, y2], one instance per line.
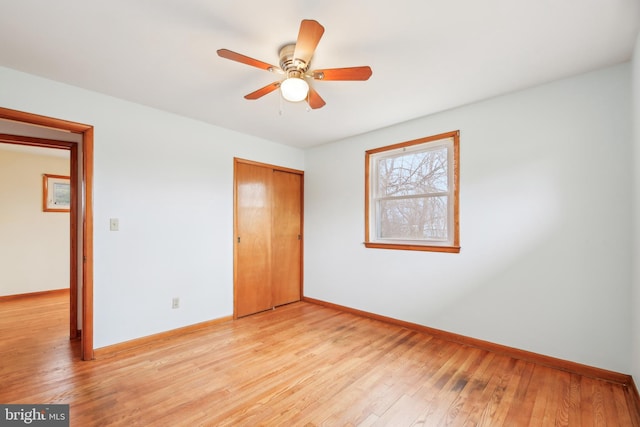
[365, 130, 460, 253]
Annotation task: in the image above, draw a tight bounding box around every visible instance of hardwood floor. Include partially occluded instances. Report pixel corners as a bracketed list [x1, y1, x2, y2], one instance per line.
[1, 291, 639, 426]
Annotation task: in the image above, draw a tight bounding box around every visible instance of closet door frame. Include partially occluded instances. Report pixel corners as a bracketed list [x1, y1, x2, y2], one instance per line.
[233, 158, 304, 319]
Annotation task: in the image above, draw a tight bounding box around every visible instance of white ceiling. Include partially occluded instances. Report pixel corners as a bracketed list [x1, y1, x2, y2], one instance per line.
[0, 1, 638, 148]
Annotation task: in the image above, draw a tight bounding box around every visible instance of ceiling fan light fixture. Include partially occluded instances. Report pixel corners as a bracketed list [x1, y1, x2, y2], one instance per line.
[217, 19, 371, 110]
[280, 77, 309, 102]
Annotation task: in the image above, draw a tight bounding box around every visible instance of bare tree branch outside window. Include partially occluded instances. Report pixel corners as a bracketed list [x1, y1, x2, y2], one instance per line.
[377, 148, 448, 240]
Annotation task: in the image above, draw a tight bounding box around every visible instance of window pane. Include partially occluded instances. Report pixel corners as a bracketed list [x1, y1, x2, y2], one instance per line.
[377, 148, 448, 197]
[378, 196, 448, 240]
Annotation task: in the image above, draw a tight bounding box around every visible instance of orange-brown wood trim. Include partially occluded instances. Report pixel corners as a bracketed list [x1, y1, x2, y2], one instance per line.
[364, 152, 371, 243]
[0, 110, 90, 133]
[364, 130, 460, 253]
[0, 106, 94, 361]
[93, 315, 233, 359]
[0, 133, 74, 148]
[302, 296, 635, 386]
[363, 242, 461, 253]
[82, 127, 94, 360]
[0, 288, 69, 302]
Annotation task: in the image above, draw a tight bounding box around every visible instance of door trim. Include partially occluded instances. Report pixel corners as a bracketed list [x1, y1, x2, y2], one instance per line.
[0, 107, 94, 361]
[233, 157, 304, 319]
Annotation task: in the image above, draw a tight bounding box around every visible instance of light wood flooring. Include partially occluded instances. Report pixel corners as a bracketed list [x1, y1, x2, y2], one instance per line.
[1, 291, 639, 426]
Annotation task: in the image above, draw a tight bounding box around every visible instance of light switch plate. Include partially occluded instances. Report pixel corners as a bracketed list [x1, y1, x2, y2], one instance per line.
[109, 218, 119, 231]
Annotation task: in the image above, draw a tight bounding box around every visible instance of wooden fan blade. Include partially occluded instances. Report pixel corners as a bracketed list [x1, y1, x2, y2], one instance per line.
[307, 87, 326, 109]
[293, 20, 325, 65]
[244, 82, 281, 100]
[217, 49, 279, 72]
[312, 66, 373, 81]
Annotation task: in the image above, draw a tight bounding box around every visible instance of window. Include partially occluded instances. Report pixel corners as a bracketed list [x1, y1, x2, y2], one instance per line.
[365, 130, 460, 253]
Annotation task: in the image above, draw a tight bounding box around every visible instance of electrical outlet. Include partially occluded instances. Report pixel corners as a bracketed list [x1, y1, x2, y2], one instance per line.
[172, 297, 180, 309]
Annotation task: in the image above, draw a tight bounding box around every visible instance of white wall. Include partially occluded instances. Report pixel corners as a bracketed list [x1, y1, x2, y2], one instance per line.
[0, 148, 69, 295]
[0, 66, 304, 348]
[631, 33, 640, 384]
[304, 64, 632, 373]
[1, 62, 634, 374]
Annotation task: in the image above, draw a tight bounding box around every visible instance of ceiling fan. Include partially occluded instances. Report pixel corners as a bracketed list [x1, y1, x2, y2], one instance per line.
[217, 19, 372, 109]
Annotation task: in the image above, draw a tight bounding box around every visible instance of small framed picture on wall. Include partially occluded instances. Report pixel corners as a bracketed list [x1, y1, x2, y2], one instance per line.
[43, 174, 70, 212]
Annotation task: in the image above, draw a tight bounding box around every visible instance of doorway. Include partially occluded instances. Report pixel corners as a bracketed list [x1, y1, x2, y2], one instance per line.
[234, 158, 303, 318]
[0, 107, 94, 360]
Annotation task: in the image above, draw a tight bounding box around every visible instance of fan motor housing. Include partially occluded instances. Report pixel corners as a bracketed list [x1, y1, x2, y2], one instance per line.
[279, 44, 309, 74]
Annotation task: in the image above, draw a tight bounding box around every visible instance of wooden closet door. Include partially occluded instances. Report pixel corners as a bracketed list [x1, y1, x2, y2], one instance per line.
[271, 170, 302, 307]
[235, 162, 272, 318]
